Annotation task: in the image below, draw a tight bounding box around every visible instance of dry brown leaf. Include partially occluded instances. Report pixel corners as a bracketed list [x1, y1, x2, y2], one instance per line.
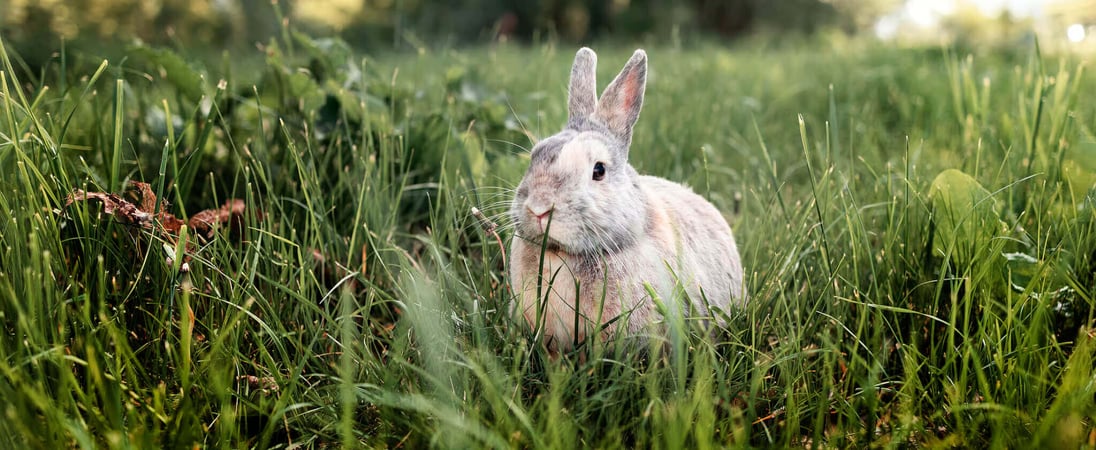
[124, 181, 160, 215]
[190, 199, 249, 239]
[65, 190, 153, 227]
[63, 182, 258, 254]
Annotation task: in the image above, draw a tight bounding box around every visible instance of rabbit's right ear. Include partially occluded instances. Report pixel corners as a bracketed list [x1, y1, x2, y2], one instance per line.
[592, 50, 646, 147]
[568, 47, 598, 121]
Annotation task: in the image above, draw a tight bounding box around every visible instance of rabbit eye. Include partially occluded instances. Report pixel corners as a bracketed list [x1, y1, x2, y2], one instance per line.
[592, 162, 606, 181]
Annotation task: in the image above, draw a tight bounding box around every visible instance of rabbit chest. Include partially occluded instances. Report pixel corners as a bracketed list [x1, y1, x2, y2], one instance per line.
[509, 233, 677, 351]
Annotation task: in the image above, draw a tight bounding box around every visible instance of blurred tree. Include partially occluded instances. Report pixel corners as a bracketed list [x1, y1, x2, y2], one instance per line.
[0, 0, 903, 54]
[237, 0, 283, 44]
[1, 0, 283, 74]
[938, 0, 1037, 49]
[1045, 0, 1096, 23]
[2, 0, 252, 46]
[692, 0, 754, 37]
[1043, 0, 1096, 47]
[327, 0, 900, 47]
[827, 0, 902, 32]
[152, 0, 234, 46]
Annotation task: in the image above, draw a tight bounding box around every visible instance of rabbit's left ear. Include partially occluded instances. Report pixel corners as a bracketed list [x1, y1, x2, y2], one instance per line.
[594, 49, 646, 146]
[569, 48, 598, 121]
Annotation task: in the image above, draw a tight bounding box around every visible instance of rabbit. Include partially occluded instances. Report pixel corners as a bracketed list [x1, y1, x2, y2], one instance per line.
[509, 47, 746, 353]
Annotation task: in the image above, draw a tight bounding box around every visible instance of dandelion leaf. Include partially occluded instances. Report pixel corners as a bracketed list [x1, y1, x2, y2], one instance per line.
[929, 169, 1007, 264]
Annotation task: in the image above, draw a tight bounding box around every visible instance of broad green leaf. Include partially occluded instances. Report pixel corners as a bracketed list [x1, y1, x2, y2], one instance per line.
[1062, 140, 1096, 197]
[929, 169, 1007, 264]
[129, 46, 206, 103]
[285, 71, 326, 111]
[292, 31, 352, 79]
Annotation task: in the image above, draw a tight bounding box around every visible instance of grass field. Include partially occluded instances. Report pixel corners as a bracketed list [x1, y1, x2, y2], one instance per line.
[0, 29, 1094, 448]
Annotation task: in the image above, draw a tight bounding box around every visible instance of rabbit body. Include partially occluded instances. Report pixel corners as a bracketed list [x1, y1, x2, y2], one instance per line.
[509, 48, 745, 352]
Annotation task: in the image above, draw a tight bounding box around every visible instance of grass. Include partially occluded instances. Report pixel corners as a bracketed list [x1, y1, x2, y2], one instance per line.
[0, 28, 1094, 448]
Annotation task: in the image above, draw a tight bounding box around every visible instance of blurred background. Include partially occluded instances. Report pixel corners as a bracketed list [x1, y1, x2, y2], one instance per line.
[2, 0, 1094, 54]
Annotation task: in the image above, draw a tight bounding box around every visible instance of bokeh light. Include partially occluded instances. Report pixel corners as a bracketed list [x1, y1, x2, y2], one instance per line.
[1067, 23, 1086, 42]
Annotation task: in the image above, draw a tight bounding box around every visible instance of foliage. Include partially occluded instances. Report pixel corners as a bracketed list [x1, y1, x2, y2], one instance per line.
[0, 27, 1094, 449]
[1, 0, 899, 53]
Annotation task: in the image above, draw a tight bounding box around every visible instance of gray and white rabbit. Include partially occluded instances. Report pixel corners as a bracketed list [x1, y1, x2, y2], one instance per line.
[509, 47, 745, 352]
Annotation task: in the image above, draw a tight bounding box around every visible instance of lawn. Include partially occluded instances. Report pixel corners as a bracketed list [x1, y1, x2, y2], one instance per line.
[0, 30, 1094, 448]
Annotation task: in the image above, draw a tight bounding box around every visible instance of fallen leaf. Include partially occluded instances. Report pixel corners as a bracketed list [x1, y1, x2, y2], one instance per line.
[63, 182, 260, 270]
[65, 190, 153, 227]
[189, 199, 249, 239]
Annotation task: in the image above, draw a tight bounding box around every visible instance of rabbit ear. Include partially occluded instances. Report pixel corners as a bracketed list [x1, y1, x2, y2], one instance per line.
[593, 49, 646, 146]
[568, 48, 598, 121]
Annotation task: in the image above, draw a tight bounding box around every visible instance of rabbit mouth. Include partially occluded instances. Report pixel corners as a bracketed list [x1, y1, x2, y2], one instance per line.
[516, 224, 577, 254]
[520, 231, 567, 253]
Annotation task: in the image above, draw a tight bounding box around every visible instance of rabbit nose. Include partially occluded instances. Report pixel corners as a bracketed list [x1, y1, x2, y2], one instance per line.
[526, 204, 553, 225]
[526, 201, 552, 217]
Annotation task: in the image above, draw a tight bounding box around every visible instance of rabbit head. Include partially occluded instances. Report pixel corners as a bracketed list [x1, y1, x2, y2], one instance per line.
[511, 48, 650, 255]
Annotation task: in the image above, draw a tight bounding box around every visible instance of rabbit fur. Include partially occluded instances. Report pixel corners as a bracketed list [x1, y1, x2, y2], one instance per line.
[509, 47, 745, 352]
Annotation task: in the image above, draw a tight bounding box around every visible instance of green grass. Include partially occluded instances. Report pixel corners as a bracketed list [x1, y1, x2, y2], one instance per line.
[0, 29, 1094, 448]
